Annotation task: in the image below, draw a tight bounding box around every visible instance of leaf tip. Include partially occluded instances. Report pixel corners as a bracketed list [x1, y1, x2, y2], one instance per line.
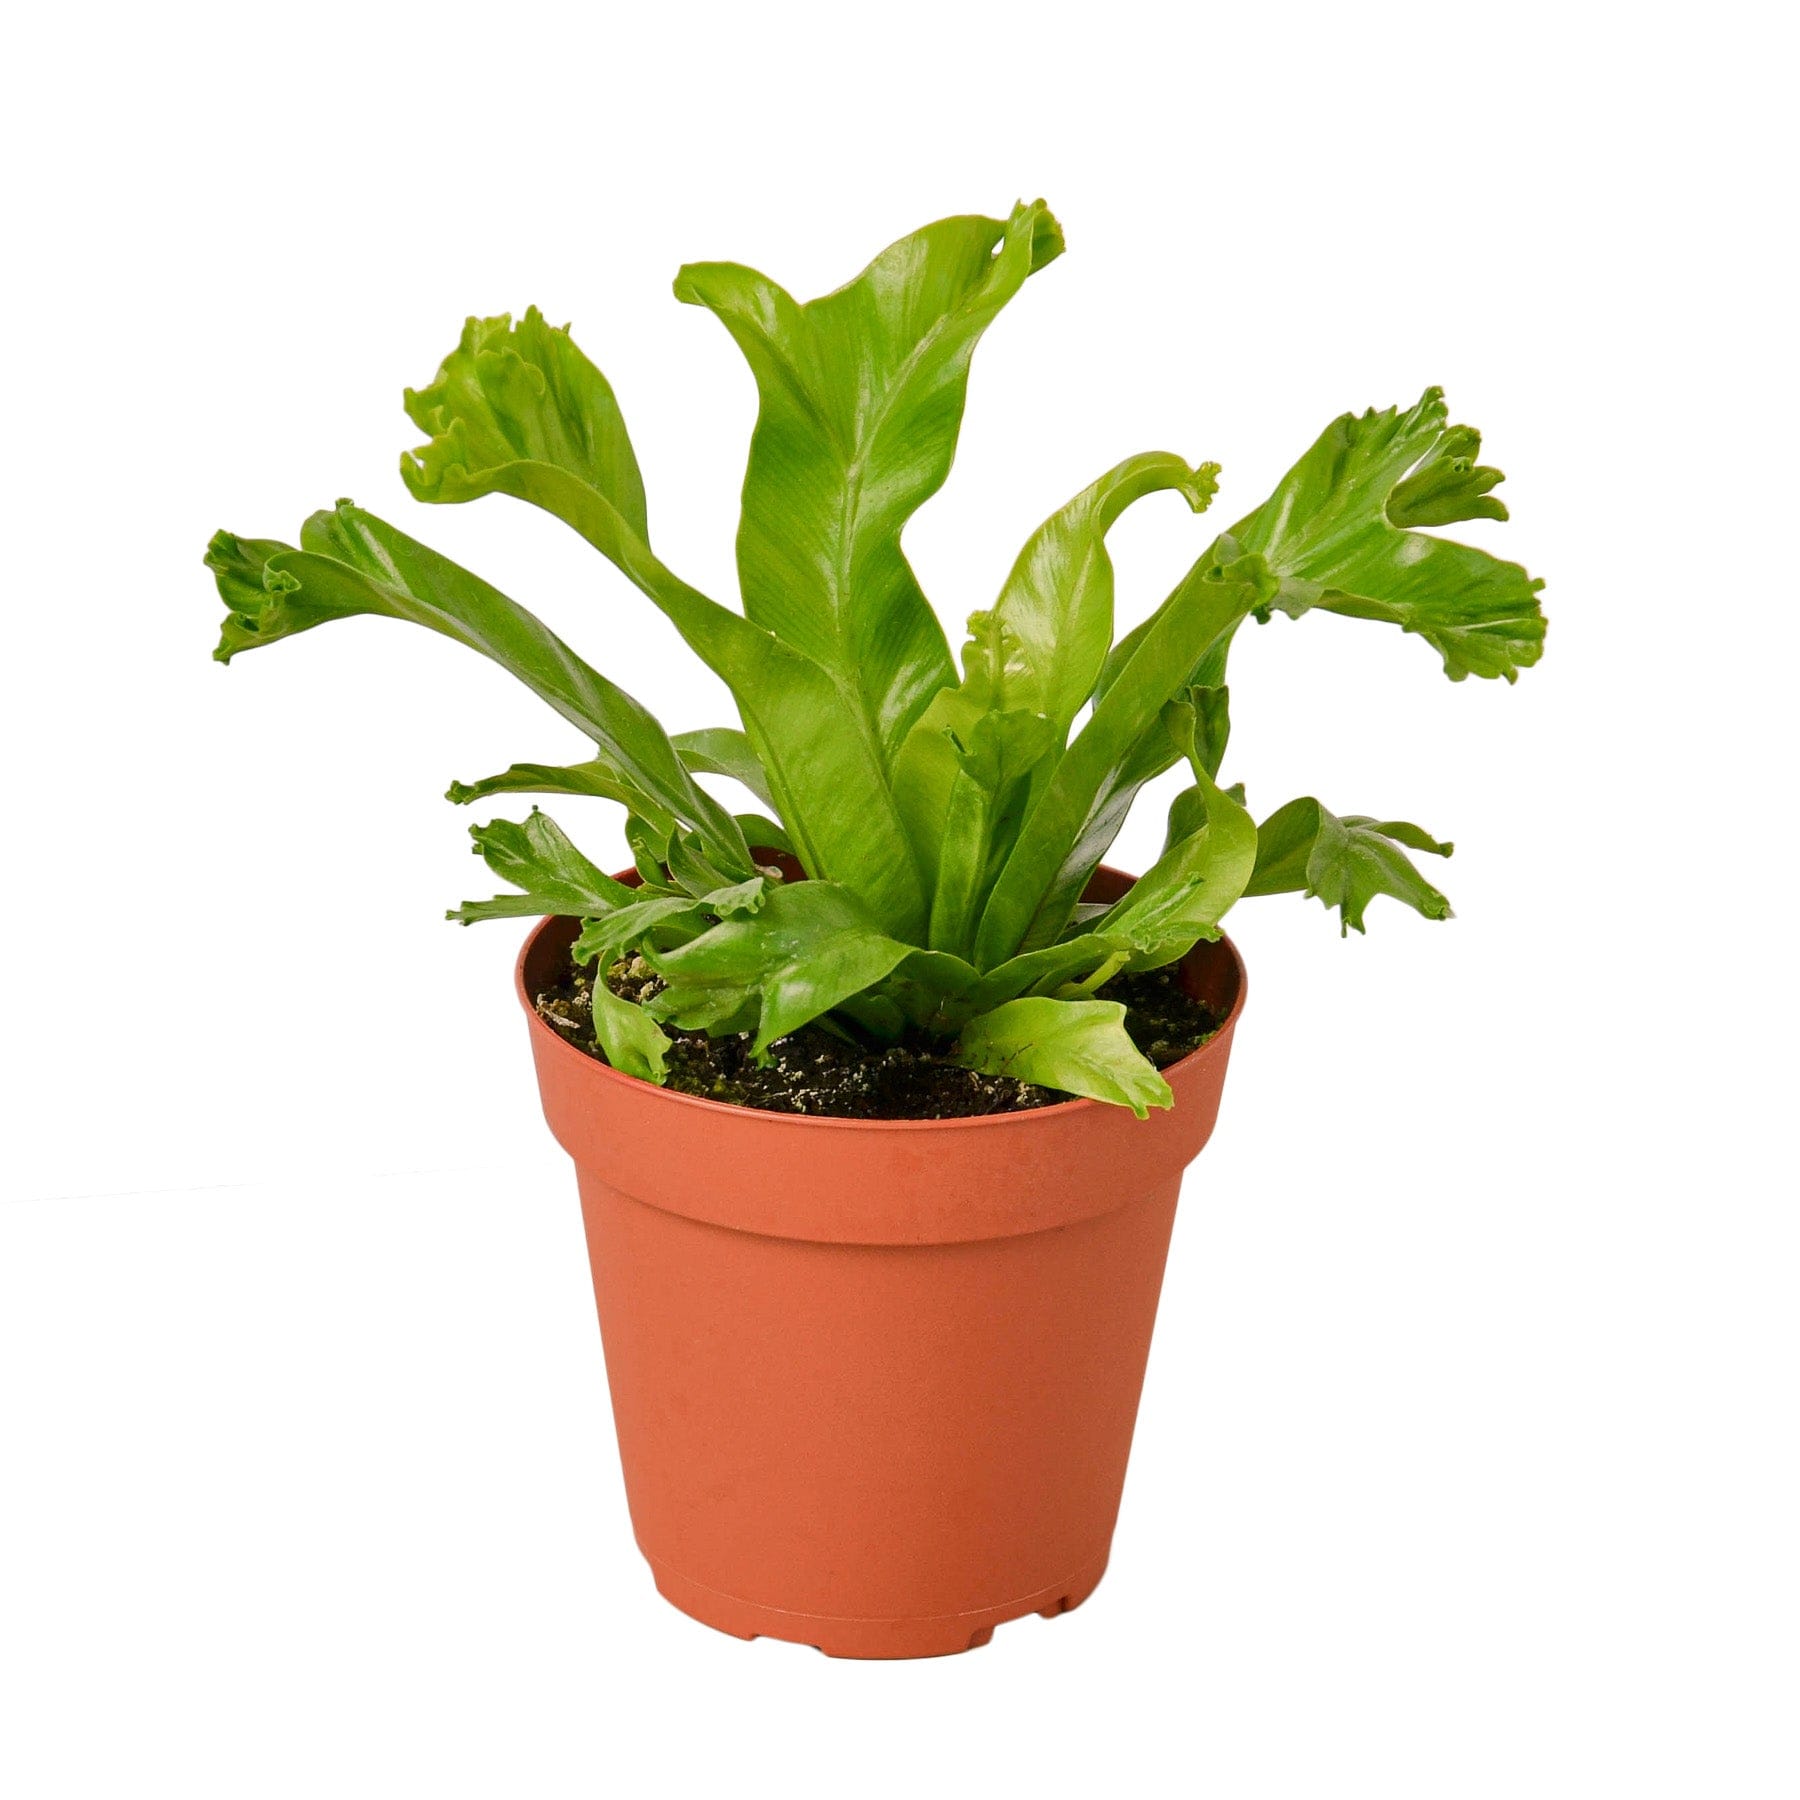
[1133, 1071, 1177, 1119]
[1024, 200, 1066, 270]
[1189, 460, 1222, 512]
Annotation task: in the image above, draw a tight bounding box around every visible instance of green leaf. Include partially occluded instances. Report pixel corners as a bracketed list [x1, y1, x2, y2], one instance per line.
[925, 933, 1124, 1027]
[398, 315, 925, 936]
[1085, 393, 1540, 833]
[665, 827, 735, 897]
[403, 307, 650, 536]
[1179, 685, 1232, 782]
[927, 708, 1058, 957]
[734, 815, 794, 857]
[446, 756, 655, 818]
[951, 997, 1172, 1118]
[624, 813, 673, 887]
[674, 200, 1063, 759]
[577, 930, 688, 1085]
[1386, 423, 1509, 527]
[569, 878, 768, 966]
[1246, 797, 1454, 935]
[973, 549, 1276, 964]
[630, 556, 926, 932]
[1091, 700, 1258, 968]
[1232, 388, 1545, 682]
[888, 686, 980, 899]
[672, 727, 776, 810]
[961, 452, 1219, 738]
[895, 454, 1217, 926]
[448, 810, 637, 924]
[568, 877, 776, 1085]
[587, 986, 672, 1084]
[447, 727, 778, 828]
[644, 880, 920, 1056]
[207, 532, 319, 659]
[1094, 557, 1241, 714]
[206, 504, 751, 876]
[1154, 692, 1241, 858]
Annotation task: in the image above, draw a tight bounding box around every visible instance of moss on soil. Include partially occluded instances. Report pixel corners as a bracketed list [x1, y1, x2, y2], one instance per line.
[534, 947, 1222, 1120]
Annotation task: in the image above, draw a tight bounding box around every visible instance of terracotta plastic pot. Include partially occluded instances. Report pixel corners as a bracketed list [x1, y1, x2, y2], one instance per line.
[518, 865, 1246, 1658]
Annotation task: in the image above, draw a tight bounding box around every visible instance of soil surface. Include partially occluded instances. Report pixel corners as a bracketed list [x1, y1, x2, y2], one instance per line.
[533, 947, 1223, 1120]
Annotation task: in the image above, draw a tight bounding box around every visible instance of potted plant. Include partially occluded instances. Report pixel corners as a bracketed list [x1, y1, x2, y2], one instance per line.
[205, 200, 1545, 1658]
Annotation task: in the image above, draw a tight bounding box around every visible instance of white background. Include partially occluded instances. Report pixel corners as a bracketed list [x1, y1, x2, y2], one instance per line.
[3, 2, 1794, 1794]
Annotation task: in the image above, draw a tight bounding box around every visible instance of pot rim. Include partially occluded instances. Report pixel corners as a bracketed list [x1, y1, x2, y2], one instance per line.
[514, 863, 1247, 1134]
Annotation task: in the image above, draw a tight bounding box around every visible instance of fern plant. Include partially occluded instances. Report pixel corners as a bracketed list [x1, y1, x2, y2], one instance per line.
[206, 201, 1545, 1113]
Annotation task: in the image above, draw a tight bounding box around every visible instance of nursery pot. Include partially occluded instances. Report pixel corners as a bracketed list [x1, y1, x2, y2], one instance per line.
[518, 864, 1247, 1659]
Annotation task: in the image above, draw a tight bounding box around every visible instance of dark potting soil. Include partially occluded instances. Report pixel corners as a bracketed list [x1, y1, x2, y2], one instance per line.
[533, 948, 1223, 1120]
